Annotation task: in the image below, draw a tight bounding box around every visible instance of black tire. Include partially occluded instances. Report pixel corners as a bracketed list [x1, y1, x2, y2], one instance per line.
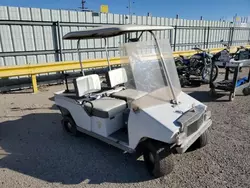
[209, 88, 216, 97]
[192, 131, 208, 149]
[180, 78, 185, 87]
[243, 88, 250, 96]
[179, 76, 188, 87]
[212, 65, 219, 82]
[202, 64, 218, 83]
[61, 116, 80, 136]
[143, 141, 174, 178]
[229, 92, 235, 101]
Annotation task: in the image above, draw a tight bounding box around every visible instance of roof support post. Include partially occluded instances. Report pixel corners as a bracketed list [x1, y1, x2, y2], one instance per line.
[104, 38, 111, 71]
[77, 39, 84, 76]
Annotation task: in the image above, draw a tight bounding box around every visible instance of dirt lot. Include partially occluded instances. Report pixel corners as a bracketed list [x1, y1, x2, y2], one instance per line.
[0, 81, 250, 188]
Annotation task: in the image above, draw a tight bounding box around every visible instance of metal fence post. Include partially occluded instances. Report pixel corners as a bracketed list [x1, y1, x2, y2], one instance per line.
[52, 21, 63, 84]
[56, 21, 68, 88]
[248, 28, 250, 44]
[206, 26, 210, 49]
[57, 21, 63, 61]
[52, 22, 60, 62]
[169, 28, 173, 47]
[173, 25, 177, 51]
[230, 27, 235, 46]
[203, 27, 207, 48]
[227, 27, 232, 47]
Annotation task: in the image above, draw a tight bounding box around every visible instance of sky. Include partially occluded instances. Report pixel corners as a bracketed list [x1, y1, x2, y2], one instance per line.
[0, 0, 249, 21]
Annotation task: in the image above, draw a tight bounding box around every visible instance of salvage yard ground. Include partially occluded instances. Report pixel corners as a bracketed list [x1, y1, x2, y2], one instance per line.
[0, 79, 250, 188]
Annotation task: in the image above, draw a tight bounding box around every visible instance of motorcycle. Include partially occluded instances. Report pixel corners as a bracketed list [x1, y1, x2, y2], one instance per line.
[212, 42, 231, 68]
[175, 47, 219, 87]
[232, 45, 250, 61]
[213, 41, 250, 72]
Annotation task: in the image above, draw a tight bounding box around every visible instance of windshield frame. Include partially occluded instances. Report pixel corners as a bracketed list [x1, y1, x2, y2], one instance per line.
[149, 31, 178, 104]
[122, 31, 179, 104]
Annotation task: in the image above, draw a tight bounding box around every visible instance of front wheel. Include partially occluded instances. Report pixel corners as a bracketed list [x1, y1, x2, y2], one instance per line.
[192, 131, 209, 149]
[143, 141, 174, 178]
[202, 64, 219, 83]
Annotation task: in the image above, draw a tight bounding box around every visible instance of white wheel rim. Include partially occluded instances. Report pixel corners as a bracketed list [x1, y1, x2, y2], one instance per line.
[67, 122, 73, 130]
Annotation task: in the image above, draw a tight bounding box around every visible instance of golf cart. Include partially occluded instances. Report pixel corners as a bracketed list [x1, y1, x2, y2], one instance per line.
[54, 25, 212, 178]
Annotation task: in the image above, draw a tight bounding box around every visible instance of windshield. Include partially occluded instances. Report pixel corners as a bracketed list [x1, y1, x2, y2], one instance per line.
[120, 38, 181, 108]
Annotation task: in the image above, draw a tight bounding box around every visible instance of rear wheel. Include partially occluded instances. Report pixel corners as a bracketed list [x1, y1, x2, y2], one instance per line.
[61, 116, 80, 136]
[142, 141, 174, 178]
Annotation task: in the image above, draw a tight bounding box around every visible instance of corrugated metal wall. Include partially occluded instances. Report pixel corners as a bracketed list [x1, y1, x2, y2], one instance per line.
[0, 5, 250, 68]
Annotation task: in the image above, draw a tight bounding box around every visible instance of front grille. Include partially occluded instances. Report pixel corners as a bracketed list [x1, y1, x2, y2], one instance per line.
[186, 115, 203, 136]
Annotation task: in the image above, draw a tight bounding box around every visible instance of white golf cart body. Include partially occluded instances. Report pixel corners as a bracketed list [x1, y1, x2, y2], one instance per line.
[54, 25, 212, 154]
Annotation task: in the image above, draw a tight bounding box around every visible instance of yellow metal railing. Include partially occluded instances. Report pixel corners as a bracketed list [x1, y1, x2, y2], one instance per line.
[0, 46, 248, 93]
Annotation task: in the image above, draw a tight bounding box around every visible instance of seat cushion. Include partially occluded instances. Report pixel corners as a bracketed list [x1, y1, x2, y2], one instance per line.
[73, 74, 101, 97]
[111, 89, 147, 101]
[106, 68, 128, 88]
[84, 97, 126, 118]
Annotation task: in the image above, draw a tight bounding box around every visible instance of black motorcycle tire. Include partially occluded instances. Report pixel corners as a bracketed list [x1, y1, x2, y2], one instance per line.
[202, 64, 219, 83]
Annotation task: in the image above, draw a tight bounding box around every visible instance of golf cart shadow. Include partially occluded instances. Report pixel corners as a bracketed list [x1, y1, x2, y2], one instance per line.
[0, 113, 152, 185]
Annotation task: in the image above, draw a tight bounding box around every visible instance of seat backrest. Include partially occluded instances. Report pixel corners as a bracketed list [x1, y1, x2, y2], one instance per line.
[73, 74, 101, 97]
[106, 68, 128, 88]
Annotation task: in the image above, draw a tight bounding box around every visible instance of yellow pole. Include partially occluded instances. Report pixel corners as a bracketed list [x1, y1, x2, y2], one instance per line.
[31, 74, 38, 93]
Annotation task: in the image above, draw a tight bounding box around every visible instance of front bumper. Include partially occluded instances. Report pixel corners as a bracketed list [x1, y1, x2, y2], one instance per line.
[175, 118, 212, 154]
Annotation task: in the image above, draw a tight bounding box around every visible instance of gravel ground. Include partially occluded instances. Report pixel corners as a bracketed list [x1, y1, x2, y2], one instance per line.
[0, 78, 250, 188]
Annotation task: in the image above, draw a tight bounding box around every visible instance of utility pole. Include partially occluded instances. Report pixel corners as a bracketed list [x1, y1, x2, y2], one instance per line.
[128, 0, 132, 24]
[127, 0, 134, 24]
[80, 0, 88, 11]
[81, 0, 86, 10]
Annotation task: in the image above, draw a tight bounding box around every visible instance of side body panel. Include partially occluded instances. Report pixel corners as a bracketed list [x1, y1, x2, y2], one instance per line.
[91, 112, 124, 137]
[54, 93, 92, 131]
[54, 91, 125, 137]
[128, 110, 176, 149]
